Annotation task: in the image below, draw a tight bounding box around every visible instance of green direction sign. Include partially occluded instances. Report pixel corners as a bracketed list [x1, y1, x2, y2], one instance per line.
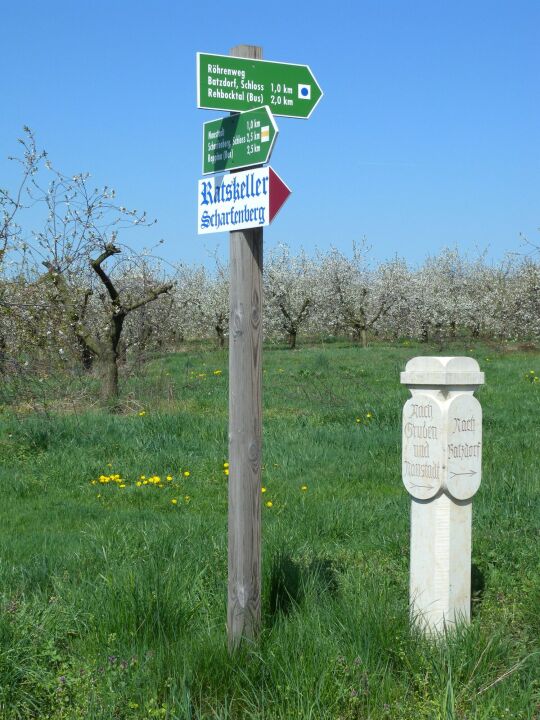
[202, 106, 278, 175]
[197, 52, 323, 119]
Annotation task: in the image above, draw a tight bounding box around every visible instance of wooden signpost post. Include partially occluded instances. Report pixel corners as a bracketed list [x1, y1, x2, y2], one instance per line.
[196, 44, 322, 650]
[227, 43, 263, 651]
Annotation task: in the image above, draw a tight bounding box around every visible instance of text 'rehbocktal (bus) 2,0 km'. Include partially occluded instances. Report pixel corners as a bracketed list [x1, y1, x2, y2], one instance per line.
[197, 53, 323, 119]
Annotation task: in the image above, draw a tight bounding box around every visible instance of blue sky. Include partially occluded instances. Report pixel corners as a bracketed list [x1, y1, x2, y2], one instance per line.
[1, 0, 538, 267]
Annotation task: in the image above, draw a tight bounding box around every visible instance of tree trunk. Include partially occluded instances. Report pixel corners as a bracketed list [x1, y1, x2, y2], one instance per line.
[99, 352, 119, 406]
[76, 334, 95, 372]
[361, 327, 368, 348]
[98, 314, 125, 408]
[435, 322, 444, 352]
[117, 339, 127, 365]
[352, 325, 368, 347]
[287, 329, 297, 349]
[0, 332, 5, 374]
[216, 323, 226, 348]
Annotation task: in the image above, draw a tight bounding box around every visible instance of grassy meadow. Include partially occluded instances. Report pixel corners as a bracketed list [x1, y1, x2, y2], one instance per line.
[0, 341, 538, 719]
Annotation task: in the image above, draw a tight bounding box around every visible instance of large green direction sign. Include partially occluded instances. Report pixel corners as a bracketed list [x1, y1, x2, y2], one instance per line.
[202, 106, 278, 175]
[197, 52, 323, 119]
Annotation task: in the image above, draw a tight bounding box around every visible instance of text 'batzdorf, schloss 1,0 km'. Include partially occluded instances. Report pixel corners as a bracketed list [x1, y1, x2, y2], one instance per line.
[197, 53, 323, 119]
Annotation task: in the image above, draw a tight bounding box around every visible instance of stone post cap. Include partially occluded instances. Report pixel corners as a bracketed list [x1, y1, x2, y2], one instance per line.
[400, 356, 484, 386]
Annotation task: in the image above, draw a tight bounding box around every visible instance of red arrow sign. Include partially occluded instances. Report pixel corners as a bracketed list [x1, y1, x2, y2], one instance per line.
[198, 166, 291, 235]
[269, 167, 292, 223]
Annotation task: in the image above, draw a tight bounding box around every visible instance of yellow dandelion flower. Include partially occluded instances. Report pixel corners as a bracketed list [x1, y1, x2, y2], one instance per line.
[183, 471, 190, 477]
[213, 369, 222, 375]
[224, 468, 229, 476]
[184, 495, 191, 503]
[301, 485, 308, 491]
[91, 480, 97, 485]
[138, 411, 146, 416]
[223, 462, 229, 468]
[366, 412, 372, 419]
[355, 418, 361, 423]
[140, 475, 146, 480]
[166, 475, 173, 481]
[171, 498, 178, 505]
[136, 481, 142, 487]
[142, 480, 148, 485]
[265, 500, 273, 508]
[261, 486, 267, 493]
[119, 484, 126, 488]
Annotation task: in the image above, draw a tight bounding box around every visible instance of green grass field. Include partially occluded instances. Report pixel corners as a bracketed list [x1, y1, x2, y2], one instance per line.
[0, 342, 538, 719]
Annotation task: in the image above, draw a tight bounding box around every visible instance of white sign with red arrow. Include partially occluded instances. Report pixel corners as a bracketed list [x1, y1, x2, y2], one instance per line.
[197, 166, 291, 235]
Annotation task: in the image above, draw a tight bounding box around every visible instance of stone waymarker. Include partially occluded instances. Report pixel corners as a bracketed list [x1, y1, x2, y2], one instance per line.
[401, 356, 484, 635]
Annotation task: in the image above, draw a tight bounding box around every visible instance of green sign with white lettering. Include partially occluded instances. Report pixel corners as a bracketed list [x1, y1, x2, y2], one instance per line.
[197, 52, 323, 119]
[202, 106, 278, 175]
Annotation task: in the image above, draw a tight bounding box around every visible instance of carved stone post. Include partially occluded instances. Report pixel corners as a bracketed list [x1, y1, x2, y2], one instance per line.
[401, 357, 484, 634]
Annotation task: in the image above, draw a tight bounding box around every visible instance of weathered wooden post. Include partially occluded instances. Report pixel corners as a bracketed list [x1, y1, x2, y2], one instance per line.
[196, 45, 321, 649]
[401, 356, 484, 634]
[227, 44, 263, 650]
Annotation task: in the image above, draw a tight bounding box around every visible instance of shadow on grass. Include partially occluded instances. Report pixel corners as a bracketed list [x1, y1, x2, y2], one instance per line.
[266, 551, 340, 624]
[471, 562, 485, 617]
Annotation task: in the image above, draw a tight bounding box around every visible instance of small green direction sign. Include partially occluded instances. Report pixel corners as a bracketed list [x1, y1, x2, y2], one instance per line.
[202, 106, 278, 175]
[197, 52, 323, 119]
